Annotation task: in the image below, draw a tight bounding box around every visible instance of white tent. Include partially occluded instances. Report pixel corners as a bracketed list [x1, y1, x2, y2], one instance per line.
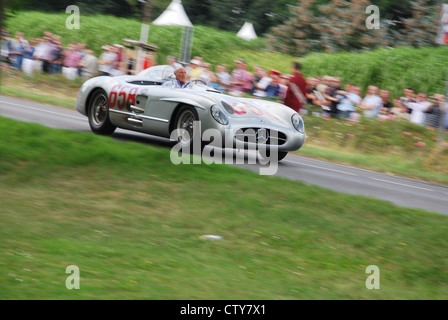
[236, 22, 257, 40]
[152, 0, 193, 27]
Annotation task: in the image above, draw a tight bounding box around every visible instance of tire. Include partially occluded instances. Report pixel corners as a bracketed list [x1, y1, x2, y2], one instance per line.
[260, 148, 288, 162]
[87, 89, 116, 135]
[277, 151, 288, 161]
[173, 105, 202, 154]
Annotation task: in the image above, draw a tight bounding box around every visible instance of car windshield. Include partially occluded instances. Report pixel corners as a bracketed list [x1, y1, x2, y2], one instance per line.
[137, 65, 175, 81]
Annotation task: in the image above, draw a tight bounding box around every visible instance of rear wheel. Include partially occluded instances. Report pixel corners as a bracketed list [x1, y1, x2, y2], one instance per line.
[88, 89, 116, 135]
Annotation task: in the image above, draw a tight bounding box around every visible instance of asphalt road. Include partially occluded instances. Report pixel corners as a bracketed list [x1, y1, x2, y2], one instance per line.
[1, 95, 448, 215]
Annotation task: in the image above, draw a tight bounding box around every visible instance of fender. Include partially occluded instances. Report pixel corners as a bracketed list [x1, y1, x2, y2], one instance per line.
[159, 97, 207, 110]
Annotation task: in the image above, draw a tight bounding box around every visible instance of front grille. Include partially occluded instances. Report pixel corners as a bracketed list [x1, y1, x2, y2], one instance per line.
[234, 128, 287, 146]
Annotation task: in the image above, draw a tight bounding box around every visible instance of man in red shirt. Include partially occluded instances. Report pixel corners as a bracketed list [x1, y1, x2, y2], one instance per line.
[283, 61, 307, 113]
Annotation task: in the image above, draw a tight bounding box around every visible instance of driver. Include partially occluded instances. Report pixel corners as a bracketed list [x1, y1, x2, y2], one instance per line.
[172, 67, 191, 88]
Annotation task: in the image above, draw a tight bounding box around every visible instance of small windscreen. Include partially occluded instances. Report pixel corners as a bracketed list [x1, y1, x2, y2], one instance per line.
[137, 65, 175, 81]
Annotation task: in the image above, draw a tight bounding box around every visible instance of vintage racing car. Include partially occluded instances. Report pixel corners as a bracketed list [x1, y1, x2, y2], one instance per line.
[75, 65, 305, 161]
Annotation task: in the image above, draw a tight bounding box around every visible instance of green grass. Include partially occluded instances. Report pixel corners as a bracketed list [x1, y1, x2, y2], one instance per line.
[0, 116, 447, 299]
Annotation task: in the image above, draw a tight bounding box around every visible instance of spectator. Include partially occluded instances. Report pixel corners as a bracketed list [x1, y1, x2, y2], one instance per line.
[425, 94, 446, 128]
[316, 76, 330, 94]
[33, 33, 55, 73]
[278, 74, 289, 100]
[215, 64, 231, 93]
[76, 42, 87, 76]
[202, 62, 218, 86]
[31, 37, 44, 72]
[188, 58, 204, 79]
[249, 65, 264, 95]
[229, 58, 254, 96]
[98, 45, 117, 76]
[62, 43, 82, 80]
[323, 77, 342, 118]
[265, 69, 282, 99]
[389, 98, 411, 121]
[1, 30, 11, 69]
[49, 37, 64, 74]
[283, 61, 307, 113]
[336, 84, 362, 119]
[407, 92, 432, 126]
[142, 50, 155, 71]
[80, 49, 98, 79]
[305, 77, 318, 105]
[252, 67, 272, 98]
[359, 85, 383, 118]
[167, 55, 183, 70]
[21, 38, 35, 74]
[124, 48, 136, 75]
[379, 89, 392, 113]
[400, 87, 416, 114]
[9, 32, 28, 70]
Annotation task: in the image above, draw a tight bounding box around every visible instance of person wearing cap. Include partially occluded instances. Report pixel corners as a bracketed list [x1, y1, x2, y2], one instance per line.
[188, 59, 204, 79]
[264, 69, 282, 99]
[98, 45, 117, 76]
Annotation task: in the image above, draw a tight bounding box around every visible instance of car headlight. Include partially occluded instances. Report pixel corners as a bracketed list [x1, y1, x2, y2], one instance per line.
[211, 104, 229, 125]
[291, 113, 305, 133]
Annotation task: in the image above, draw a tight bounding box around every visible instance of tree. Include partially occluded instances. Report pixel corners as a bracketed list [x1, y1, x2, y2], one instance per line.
[316, 0, 391, 52]
[266, 0, 321, 55]
[400, 0, 440, 47]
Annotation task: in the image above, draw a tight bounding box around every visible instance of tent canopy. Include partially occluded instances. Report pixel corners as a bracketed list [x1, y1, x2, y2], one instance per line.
[152, 0, 193, 28]
[236, 22, 257, 40]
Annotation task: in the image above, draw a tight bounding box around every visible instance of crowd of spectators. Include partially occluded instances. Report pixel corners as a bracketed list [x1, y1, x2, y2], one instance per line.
[1, 28, 447, 129]
[0, 29, 133, 79]
[304, 75, 447, 129]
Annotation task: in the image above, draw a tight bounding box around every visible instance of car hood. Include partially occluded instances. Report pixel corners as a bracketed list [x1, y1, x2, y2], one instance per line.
[197, 92, 295, 126]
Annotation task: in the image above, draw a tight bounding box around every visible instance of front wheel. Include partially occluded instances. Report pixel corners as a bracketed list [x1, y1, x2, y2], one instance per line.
[87, 89, 116, 135]
[172, 105, 204, 154]
[260, 149, 288, 162]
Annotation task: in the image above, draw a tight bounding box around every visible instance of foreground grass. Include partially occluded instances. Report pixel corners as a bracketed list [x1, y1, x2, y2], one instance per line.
[0, 116, 447, 299]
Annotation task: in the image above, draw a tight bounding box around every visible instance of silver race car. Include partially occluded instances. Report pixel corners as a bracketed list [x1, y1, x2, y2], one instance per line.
[75, 65, 305, 161]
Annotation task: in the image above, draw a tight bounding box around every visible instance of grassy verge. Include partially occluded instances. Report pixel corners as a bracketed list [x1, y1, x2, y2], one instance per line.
[0, 69, 79, 108]
[0, 116, 447, 299]
[297, 110, 448, 185]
